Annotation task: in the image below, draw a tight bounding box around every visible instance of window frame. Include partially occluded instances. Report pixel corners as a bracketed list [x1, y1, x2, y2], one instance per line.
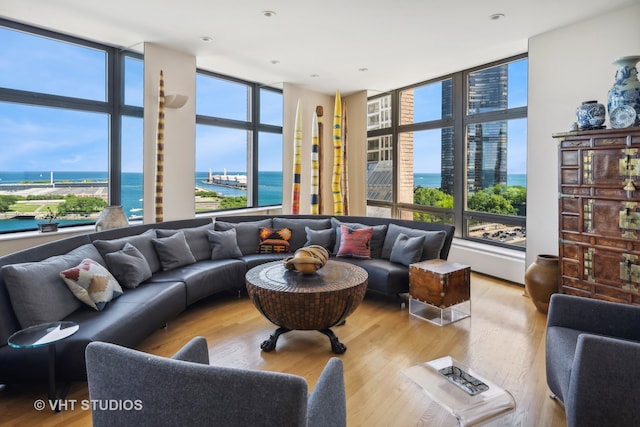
[366, 53, 528, 251]
[0, 19, 133, 234]
[195, 69, 282, 211]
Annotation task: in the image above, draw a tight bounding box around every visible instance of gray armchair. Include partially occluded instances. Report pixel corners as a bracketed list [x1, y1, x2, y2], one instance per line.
[85, 337, 346, 427]
[546, 293, 640, 427]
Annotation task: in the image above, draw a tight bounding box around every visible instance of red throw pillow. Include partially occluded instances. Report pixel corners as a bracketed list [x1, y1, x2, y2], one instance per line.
[337, 225, 373, 259]
[258, 227, 292, 254]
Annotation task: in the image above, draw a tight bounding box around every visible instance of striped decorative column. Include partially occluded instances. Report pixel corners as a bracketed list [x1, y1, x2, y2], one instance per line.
[291, 100, 302, 214]
[332, 90, 344, 215]
[342, 102, 349, 215]
[310, 111, 320, 214]
[155, 70, 165, 223]
[316, 106, 324, 213]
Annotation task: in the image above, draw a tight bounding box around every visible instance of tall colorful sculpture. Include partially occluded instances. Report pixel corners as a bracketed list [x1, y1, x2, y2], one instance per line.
[342, 102, 349, 215]
[316, 106, 324, 213]
[155, 70, 165, 223]
[310, 112, 320, 214]
[332, 91, 344, 215]
[291, 100, 302, 214]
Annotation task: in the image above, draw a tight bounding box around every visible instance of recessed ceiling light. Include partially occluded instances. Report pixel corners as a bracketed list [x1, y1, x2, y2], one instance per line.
[270, 60, 280, 65]
[358, 68, 369, 72]
[262, 10, 276, 17]
[200, 36, 213, 42]
[310, 74, 320, 78]
[489, 13, 505, 20]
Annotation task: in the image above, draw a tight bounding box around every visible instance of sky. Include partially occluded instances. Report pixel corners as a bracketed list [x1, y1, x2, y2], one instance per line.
[0, 25, 284, 174]
[0, 24, 526, 178]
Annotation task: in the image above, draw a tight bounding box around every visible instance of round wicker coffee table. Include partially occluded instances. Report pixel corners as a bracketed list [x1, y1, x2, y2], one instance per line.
[245, 260, 368, 354]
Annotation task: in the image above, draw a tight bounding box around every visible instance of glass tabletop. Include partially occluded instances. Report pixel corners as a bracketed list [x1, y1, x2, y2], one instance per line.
[8, 321, 79, 349]
[402, 356, 516, 427]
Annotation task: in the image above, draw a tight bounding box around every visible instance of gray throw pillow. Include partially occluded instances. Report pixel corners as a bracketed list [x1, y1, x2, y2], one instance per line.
[2, 243, 104, 328]
[330, 218, 387, 258]
[273, 217, 331, 252]
[381, 223, 447, 261]
[214, 219, 272, 255]
[390, 233, 426, 266]
[104, 242, 153, 289]
[156, 222, 215, 261]
[93, 229, 162, 273]
[304, 226, 335, 250]
[152, 231, 197, 271]
[207, 229, 243, 259]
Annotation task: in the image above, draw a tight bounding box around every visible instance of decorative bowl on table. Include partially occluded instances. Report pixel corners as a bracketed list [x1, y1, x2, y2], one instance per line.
[284, 245, 329, 274]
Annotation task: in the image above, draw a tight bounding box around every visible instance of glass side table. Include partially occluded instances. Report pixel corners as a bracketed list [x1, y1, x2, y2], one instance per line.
[402, 356, 516, 426]
[8, 321, 79, 411]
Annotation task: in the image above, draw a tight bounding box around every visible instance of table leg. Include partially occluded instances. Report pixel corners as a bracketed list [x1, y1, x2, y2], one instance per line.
[319, 329, 347, 354]
[48, 345, 59, 412]
[261, 327, 291, 352]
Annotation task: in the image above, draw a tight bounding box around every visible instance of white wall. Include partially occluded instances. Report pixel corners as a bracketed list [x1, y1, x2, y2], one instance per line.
[143, 43, 196, 222]
[526, 4, 640, 270]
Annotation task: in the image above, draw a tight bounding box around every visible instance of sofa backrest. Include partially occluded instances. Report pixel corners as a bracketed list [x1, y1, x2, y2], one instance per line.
[0, 218, 213, 345]
[0, 234, 92, 344]
[215, 214, 455, 259]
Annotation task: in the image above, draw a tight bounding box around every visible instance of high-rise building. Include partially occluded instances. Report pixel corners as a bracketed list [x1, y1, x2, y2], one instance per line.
[465, 65, 508, 192]
[366, 64, 509, 202]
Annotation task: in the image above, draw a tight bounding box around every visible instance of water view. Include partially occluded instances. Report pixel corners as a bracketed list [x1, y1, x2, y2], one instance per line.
[0, 171, 526, 233]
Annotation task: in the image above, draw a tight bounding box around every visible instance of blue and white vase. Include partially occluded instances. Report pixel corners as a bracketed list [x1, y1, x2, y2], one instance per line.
[576, 101, 606, 129]
[607, 55, 640, 125]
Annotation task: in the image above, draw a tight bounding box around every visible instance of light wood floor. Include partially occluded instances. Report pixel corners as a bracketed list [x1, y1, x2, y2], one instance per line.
[0, 273, 566, 426]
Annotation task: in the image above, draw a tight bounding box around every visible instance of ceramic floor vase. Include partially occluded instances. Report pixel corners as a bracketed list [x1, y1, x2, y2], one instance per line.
[524, 254, 559, 314]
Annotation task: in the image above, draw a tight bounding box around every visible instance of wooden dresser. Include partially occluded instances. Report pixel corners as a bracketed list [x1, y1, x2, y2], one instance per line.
[555, 127, 640, 304]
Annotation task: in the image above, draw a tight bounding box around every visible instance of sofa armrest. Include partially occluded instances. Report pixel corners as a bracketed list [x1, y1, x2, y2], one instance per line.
[307, 357, 346, 427]
[171, 336, 210, 364]
[566, 334, 640, 427]
[547, 294, 640, 340]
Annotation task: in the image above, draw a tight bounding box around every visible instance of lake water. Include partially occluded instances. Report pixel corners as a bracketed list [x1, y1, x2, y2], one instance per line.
[0, 171, 526, 233]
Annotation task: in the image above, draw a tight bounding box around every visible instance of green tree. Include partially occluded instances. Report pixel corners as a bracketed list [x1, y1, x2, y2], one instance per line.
[0, 195, 19, 212]
[467, 191, 517, 215]
[219, 196, 247, 210]
[57, 196, 107, 215]
[413, 187, 453, 209]
[413, 187, 453, 222]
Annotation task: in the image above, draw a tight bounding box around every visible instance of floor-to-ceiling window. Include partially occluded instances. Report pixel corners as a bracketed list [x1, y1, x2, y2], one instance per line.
[366, 54, 528, 250]
[0, 19, 283, 234]
[0, 19, 129, 233]
[195, 71, 282, 213]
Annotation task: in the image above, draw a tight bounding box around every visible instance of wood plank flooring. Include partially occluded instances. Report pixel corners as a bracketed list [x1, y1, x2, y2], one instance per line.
[0, 273, 567, 426]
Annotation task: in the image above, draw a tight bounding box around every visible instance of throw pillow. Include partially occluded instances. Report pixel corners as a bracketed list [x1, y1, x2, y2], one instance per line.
[214, 219, 272, 255]
[2, 243, 104, 328]
[104, 242, 152, 289]
[273, 217, 331, 252]
[60, 258, 123, 311]
[304, 226, 335, 251]
[330, 218, 387, 258]
[93, 229, 162, 273]
[207, 228, 243, 259]
[152, 231, 197, 271]
[381, 223, 447, 262]
[390, 233, 426, 266]
[257, 227, 292, 254]
[156, 222, 215, 261]
[336, 225, 373, 259]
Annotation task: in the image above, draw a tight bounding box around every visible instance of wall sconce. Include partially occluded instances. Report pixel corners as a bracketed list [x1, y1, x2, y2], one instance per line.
[164, 94, 189, 109]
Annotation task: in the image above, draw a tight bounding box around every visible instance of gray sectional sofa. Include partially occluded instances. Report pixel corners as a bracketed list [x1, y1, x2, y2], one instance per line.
[0, 214, 454, 385]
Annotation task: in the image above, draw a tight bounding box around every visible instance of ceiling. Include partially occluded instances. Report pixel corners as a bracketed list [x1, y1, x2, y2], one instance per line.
[0, 0, 635, 95]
